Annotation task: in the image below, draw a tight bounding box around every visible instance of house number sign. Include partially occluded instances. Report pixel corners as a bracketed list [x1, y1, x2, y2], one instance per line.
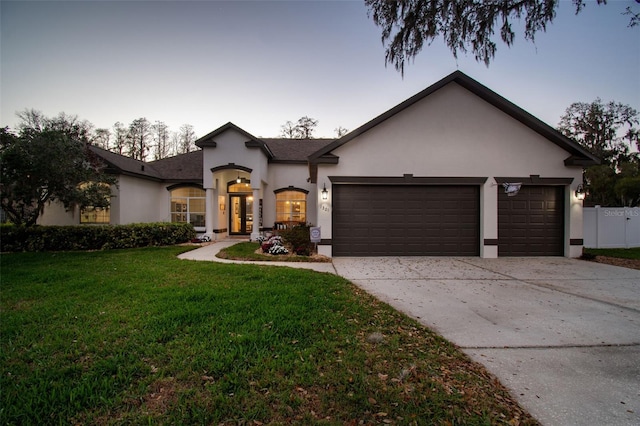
[310, 227, 321, 243]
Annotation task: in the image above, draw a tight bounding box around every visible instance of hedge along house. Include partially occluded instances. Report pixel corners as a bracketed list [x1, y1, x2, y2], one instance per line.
[38, 71, 598, 257]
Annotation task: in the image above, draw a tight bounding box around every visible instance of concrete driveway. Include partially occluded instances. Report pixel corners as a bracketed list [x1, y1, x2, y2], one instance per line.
[332, 257, 640, 426]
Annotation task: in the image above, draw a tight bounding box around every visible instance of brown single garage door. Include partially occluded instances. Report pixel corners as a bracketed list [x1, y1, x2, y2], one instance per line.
[332, 185, 479, 256]
[498, 185, 564, 256]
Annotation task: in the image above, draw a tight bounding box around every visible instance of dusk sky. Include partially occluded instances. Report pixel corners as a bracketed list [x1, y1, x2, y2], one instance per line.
[1, 0, 639, 140]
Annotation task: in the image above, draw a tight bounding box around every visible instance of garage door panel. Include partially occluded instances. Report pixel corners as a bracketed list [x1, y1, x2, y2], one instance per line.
[333, 185, 479, 256]
[499, 186, 564, 256]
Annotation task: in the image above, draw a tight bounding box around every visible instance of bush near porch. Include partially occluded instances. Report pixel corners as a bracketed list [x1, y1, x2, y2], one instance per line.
[0, 222, 195, 252]
[279, 223, 315, 256]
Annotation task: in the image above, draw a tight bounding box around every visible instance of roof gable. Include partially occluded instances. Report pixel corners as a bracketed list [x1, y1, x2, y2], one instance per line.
[195, 122, 274, 158]
[308, 71, 599, 167]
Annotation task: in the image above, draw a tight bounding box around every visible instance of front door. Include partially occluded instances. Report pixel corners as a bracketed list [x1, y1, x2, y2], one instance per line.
[229, 195, 253, 235]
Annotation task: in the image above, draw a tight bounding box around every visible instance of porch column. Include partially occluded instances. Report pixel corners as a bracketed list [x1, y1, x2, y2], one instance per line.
[205, 188, 214, 239]
[251, 187, 260, 241]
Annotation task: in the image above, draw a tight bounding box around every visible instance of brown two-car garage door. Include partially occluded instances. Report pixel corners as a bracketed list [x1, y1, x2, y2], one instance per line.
[498, 185, 565, 256]
[332, 185, 480, 256]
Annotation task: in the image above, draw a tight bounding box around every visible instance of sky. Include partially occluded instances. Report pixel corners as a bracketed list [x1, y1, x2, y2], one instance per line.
[1, 0, 639, 140]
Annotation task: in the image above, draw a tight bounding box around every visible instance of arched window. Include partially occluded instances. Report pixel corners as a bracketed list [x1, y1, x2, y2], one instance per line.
[275, 190, 307, 223]
[228, 180, 252, 193]
[170, 187, 205, 228]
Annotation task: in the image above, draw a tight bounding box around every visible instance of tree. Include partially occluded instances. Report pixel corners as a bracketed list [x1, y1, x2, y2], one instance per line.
[93, 128, 111, 150]
[0, 125, 116, 226]
[280, 121, 297, 138]
[16, 109, 93, 143]
[280, 116, 319, 139]
[177, 124, 197, 154]
[335, 126, 349, 137]
[558, 99, 639, 166]
[112, 121, 127, 155]
[295, 116, 318, 138]
[615, 175, 640, 207]
[16, 108, 47, 132]
[365, 0, 636, 75]
[558, 99, 640, 206]
[127, 118, 151, 161]
[151, 120, 171, 160]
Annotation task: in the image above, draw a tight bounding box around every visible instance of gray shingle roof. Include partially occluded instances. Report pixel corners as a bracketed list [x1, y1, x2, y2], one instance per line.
[89, 137, 335, 182]
[88, 145, 163, 180]
[262, 138, 334, 162]
[149, 150, 203, 182]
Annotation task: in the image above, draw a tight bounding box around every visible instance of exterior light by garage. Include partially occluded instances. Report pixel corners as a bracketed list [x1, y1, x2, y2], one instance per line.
[575, 184, 586, 201]
[236, 174, 242, 183]
[321, 183, 328, 200]
[502, 182, 522, 197]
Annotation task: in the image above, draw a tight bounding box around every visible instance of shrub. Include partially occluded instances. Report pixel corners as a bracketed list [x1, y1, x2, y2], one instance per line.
[280, 224, 313, 255]
[294, 246, 311, 256]
[0, 222, 195, 252]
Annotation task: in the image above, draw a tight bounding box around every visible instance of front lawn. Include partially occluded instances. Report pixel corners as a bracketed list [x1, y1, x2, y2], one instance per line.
[1, 247, 537, 425]
[583, 247, 640, 260]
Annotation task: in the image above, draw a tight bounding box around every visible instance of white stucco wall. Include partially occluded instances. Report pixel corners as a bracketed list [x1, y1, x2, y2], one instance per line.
[316, 82, 584, 258]
[264, 163, 315, 227]
[38, 182, 120, 226]
[201, 128, 272, 239]
[37, 201, 79, 226]
[114, 175, 167, 224]
[201, 128, 316, 236]
[202, 129, 269, 189]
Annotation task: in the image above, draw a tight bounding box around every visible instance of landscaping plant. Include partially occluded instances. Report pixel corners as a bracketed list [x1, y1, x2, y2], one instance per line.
[279, 223, 314, 255]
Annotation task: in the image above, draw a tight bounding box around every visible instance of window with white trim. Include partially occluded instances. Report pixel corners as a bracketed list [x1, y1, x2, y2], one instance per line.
[275, 190, 306, 223]
[170, 187, 205, 228]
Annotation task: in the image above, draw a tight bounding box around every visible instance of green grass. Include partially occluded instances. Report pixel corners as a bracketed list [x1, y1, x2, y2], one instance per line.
[584, 247, 640, 260]
[217, 241, 329, 262]
[1, 247, 537, 425]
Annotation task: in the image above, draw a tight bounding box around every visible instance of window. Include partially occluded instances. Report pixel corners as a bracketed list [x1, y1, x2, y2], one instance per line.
[228, 181, 252, 193]
[81, 207, 110, 224]
[80, 183, 111, 224]
[171, 187, 205, 228]
[276, 190, 306, 223]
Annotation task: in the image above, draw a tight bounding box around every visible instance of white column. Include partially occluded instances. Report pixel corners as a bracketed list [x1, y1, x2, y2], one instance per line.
[205, 188, 214, 239]
[251, 187, 260, 241]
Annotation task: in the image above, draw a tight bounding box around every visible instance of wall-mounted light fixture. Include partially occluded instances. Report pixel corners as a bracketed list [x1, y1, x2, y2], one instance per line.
[321, 183, 328, 201]
[220, 203, 226, 211]
[236, 174, 242, 184]
[575, 184, 586, 201]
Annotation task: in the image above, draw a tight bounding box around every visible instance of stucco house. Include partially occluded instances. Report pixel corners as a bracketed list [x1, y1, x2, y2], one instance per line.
[39, 71, 598, 257]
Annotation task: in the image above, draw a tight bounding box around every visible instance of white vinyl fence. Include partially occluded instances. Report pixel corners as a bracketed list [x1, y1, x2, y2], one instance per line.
[583, 207, 640, 248]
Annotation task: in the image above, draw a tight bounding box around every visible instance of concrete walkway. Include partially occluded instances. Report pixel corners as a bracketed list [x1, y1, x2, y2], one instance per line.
[333, 257, 640, 426]
[177, 239, 337, 274]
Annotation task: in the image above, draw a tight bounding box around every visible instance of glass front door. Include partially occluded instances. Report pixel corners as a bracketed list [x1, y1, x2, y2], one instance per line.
[230, 195, 253, 234]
